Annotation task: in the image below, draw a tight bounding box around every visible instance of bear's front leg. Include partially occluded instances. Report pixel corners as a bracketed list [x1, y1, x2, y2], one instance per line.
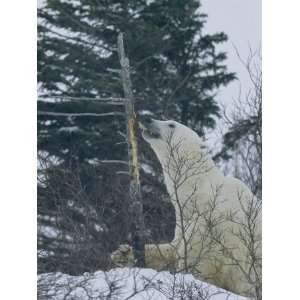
[111, 243, 178, 270]
[145, 243, 178, 271]
[110, 244, 135, 267]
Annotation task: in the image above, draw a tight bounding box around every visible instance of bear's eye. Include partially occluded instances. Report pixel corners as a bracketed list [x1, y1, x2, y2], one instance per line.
[169, 123, 175, 128]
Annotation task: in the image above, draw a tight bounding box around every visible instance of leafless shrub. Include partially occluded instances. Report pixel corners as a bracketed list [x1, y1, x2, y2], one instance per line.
[220, 47, 262, 198]
[37, 151, 131, 275]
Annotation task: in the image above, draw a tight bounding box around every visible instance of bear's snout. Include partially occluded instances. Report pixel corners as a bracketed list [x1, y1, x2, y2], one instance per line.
[139, 115, 153, 126]
[139, 116, 161, 139]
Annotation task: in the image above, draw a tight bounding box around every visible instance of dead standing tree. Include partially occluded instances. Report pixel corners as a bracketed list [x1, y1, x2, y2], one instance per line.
[117, 33, 146, 266]
[38, 33, 146, 267]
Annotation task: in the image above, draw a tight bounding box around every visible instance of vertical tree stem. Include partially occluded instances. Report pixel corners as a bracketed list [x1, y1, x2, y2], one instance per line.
[117, 32, 146, 266]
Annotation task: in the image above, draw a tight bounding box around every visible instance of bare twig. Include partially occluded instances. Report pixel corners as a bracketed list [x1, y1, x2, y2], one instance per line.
[37, 111, 124, 117]
[38, 95, 126, 105]
[98, 160, 129, 166]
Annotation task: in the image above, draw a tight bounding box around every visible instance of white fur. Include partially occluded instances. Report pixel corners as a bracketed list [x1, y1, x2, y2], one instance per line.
[142, 119, 261, 296]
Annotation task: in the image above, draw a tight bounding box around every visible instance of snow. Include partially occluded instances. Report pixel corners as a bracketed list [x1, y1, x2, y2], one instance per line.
[38, 268, 247, 300]
[146, 0, 156, 5]
[94, 224, 104, 232]
[162, 34, 171, 40]
[58, 126, 80, 133]
[38, 225, 61, 239]
[141, 163, 155, 175]
[139, 110, 154, 116]
[43, 120, 57, 126]
[87, 158, 99, 165]
[38, 249, 54, 258]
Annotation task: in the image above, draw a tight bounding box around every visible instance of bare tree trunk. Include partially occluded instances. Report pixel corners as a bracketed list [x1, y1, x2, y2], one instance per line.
[117, 33, 146, 266]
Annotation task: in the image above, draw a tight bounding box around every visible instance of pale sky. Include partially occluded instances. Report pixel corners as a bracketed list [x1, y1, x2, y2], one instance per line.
[201, 0, 261, 107]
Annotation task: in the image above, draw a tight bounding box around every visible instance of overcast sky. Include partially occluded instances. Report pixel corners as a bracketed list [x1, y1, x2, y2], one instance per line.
[201, 0, 261, 107]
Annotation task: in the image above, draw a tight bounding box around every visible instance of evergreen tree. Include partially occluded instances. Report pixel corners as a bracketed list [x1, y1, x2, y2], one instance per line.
[38, 0, 234, 133]
[37, 0, 235, 273]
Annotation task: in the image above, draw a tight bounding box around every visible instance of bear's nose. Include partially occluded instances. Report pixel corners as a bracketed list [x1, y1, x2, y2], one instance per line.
[144, 116, 152, 124]
[140, 115, 153, 125]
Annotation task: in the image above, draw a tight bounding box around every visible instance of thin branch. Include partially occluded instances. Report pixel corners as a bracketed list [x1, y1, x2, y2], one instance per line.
[107, 68, 121, 74]
[117, 131, 127, 139]
[98, 160, 129, 166]
[38, 95, 126, 105]
[37, 111, 124, 117]
[116, 171, 130, 175]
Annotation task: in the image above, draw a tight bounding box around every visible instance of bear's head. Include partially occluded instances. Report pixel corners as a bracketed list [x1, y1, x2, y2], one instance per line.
[139, 117, 205, 161]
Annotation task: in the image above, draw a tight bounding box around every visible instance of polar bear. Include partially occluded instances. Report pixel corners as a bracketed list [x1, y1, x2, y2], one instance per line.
[141, 118, 261, 295]
[113, 118, 261, 298]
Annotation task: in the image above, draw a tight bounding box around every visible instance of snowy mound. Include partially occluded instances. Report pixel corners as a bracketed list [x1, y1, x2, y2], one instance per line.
[38, 268, 247, 300]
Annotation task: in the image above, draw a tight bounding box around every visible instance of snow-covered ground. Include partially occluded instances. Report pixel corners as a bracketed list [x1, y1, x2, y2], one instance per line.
[38, 268, 247, 300]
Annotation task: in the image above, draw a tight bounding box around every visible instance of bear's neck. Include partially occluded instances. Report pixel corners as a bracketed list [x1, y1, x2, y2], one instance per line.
[153, 144, 223, 205]
[161, 157, 222, 194]
[154, 142, 220, 178]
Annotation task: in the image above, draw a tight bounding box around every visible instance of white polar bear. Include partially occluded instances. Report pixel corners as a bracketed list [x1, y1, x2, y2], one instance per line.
[139, 118, 262, 298]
